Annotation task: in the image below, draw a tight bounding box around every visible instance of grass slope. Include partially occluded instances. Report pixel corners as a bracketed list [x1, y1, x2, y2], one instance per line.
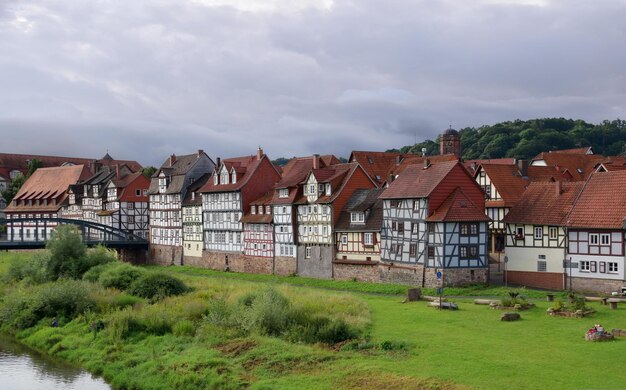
[1, 253, 625, 389]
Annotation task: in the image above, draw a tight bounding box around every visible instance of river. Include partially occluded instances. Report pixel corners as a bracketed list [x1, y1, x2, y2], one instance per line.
[0, 334, 110, 390]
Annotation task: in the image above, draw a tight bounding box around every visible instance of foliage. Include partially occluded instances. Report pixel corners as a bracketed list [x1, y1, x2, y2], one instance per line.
[390, 118, 626, 160]
[128, 272, 190, 300]
[0, 280, 95, 329]
[95, 262, 146, 291]
[271, 157, 292, 167]
[46, 228, 115, 280]
[5, 252, 51, 284]
[141, 166, 157, 178]
[1, 173, 26, 205]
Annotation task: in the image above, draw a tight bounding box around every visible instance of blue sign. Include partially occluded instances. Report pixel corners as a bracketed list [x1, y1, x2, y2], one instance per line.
[436, 271, 442, 279]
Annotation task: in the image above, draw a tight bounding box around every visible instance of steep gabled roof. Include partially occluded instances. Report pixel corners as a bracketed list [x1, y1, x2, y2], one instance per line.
[567, 171, 626, 229]
[274, 155, 337, 189]
[388, 154, 459, 179]
[149, 151, 212, 195]
[334, 188, 384, 232]
[380, 160, 458, 199]
[5, 165, 91, 212]
[502, 181, 584, 226]
[241, 191, 275, 224]
[200, 154, 278, 193]
[531, 151, 604, 181]
[478, 164, 529, 207]
[349, 151, 407, 186]
[426, 188, 490, 222]
[182, 173, 211, 206]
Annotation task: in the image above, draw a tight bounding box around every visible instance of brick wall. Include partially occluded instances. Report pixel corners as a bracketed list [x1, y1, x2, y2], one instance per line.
[570, 277, 625, 294]
[149, 244, 183, 265]
[507, 271, 564, 290]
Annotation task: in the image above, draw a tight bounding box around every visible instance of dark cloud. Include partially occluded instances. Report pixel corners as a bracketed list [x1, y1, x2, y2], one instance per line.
[1, 0, 625, 166]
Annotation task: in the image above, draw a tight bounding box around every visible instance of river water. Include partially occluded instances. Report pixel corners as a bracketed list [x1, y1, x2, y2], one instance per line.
[0, 334, 110, 390]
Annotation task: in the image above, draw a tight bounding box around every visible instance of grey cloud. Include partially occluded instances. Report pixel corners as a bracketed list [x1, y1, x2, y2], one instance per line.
[1, 0, 625, 167]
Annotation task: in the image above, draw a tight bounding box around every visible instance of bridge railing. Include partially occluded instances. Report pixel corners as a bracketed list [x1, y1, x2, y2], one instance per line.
[0, 217, 148, 248]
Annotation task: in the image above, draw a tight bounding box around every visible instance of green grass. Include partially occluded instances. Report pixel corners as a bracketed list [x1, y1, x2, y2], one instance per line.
[2, 253, 625, 389]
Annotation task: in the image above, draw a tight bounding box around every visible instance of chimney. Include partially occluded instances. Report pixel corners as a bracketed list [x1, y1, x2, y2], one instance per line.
[517, 159, 529, 178]
[257, 146, 263, 160]
[313, 154, 320, 170]
[90, 159, 97, 174]
[216, 157, 221, 168]
[555, 180, 562, 196]
[396, 155, 402, 166]
[197, 149, 203, 158]
[424, 158, 430, 169]
[170, 154, 176, 167]
[115, 164, 120, 178]
[388, 173, 394, 184]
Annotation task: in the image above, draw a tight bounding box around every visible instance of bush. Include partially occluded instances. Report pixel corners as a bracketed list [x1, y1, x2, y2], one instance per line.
[83, 245, 117, 271]
[82, 263, 111, 283]
[289, 316, 356, 344]
[128, 273, 189, 300]
[173, 320, 196, 337]
[98, 263, 145, 291]
[0, 280, 96, 329]
[5, 252, 51, 284]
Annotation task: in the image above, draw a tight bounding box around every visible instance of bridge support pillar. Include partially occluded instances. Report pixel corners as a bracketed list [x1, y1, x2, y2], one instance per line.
[118, 248, 148, 264]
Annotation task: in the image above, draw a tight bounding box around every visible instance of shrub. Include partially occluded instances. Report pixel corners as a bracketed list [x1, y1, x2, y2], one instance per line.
[235, 288, 292, 336]
[98, 263, 145, 291]
[46, 225, 87, 279]
[82, 263, 111, 283]
[5, 252, 51, 284]
[289, 316, 356, 344]
[83, 245, 117, 270]
[128, 273, 189, 300]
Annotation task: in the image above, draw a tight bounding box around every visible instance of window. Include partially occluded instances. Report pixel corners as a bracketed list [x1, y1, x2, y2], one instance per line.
[589, 234, 599, 245]
[341, 234, 348, 245]
[590, 261, 597, 272]
[469, 245, 478, 257]
[364, 233, 373, 246]
[305, 246, 311, 259]
[537, 261, 547, 272]
[231, 171, 237, 184]
[397, 222, 404, 235]
[390, 200, 400, 208]
[279, 188, 288, 198]
[428, 246, 435, 258]
[460, 223, 478, 236]
[600, 234, 610, 246]
[580, 261, 590, 271]
[266, 205, 271, 214]
[428, 223, 435, 233]
[460, 246, 468, 258]
[220, 171, 229, 184]
[325, 184, 331, 196]
[549, 227, 558, 239]
[483, 185, 491, 199]
[136, 189, 141, 196]
[282, 206, 286, 213]
[413, 200, 421, 211]
[411, 223, 418, 234]
[309, 184, 315, 195]
[390, 244, 397, 254]
[534, 226, 543, 239]
[409, 243, 416, 256]
[351, 212, 365, 223]
[515, 226, 524, 239]
[251, 206, 256, 214]
[128, 203, 134, 209]
[608, 262, 618, 273]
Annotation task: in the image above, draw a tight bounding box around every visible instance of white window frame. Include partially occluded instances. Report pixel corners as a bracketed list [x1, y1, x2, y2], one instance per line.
[589, 234, 599, 245]
[580, 260, 590, 272]
[305, 246, 311, 259]
[364, 232, 373, 246]
[341, 234, 348, 245]
[534, 226, 543, 240]
[608, 262, 618, 273]
[548, 227, 558, 239]
[279, 188, 288, 198]
[600, 233, 610, 246]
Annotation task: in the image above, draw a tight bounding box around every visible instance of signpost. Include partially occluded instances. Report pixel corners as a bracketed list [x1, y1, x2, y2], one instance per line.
[436, 271, 443, 309]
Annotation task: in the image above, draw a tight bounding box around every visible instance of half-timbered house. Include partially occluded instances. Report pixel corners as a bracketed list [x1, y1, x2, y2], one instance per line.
[333, 188, 384, 282]
[295, 162, 376, 278]
[4, 165, 91, 241]
[100, 170, 150, 239]
[240, 192, 276, 274]
[148, 150, 215, 264]
[200, 148, 281, 270]
[270, 154, 340, 275]
[379, 160, 489, 287]
[182, 174, 210, 260]
[565, 171, 626, 293]
[502, 181, 583, 290]
[473, 162, 529, 259]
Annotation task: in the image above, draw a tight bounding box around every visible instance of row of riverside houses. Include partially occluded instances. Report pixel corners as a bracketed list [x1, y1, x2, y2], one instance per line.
[4, 129, 626, 292]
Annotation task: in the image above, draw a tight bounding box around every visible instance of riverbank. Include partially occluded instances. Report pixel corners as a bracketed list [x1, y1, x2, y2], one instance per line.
[2, 251, 626, 389]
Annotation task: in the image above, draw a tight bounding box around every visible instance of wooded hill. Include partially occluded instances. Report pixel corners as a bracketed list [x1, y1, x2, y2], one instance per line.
[388, 118, 626, 160]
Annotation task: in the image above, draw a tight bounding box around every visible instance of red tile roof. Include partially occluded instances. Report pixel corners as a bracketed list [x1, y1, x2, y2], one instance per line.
[200, 155, 268, 193]
[5, 165, 91, 213]
[478, 164, 529, 207]
[464, 158, 516, 174]
[349, 151, 406, 186]
[531, 152, 604, 181]
[566, 171, 626, 229]
[380, 160, 458, 199]
[426, 188, 490, 222]
[502, 181, 584, 225]
[388, 154, 459, 178]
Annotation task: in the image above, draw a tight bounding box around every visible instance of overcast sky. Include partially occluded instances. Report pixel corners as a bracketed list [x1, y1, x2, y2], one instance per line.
[1, 0, 625, 166]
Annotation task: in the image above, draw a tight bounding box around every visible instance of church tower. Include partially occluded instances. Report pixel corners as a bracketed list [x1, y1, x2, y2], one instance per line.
[440, 127, 461, 158]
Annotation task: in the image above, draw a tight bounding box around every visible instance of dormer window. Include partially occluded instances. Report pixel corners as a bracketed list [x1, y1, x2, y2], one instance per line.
[325, 184, 331, 196]
[309, 184, 315, 195]
[278, 188, 288, 198]
[93, 185, 99, 195]
[251, 206, 256, 214]
[221, 171, 229, 185]
[258, 206, 263, 215]
[351, 212, 365, 223]
[70, 194, 75, 204]
[266, 205, 271, 214]
[84, 185, 89, 194]
[231, 169, 237, 184]
[158, 176, 167, 193]
[213, 174, 218, 185]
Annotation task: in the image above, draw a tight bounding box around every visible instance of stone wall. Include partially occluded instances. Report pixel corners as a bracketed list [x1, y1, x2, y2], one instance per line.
[332, 260, 380, 283]
[570, 277, 625, 294]
[118, 248, 148, 264]
[149, 244, 183, 265]
[441, 268, 488, 287]
[297, 245, 334, 279]
[274, 256, 297, 276]
[507, 271, 564, 290]
[378, 263, 424, 286]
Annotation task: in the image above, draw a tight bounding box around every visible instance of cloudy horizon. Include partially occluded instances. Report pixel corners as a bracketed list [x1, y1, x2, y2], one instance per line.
[1, 0, 625, 166]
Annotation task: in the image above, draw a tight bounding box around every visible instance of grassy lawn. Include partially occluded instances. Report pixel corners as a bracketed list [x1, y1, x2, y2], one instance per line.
[1, 252, 625, 389]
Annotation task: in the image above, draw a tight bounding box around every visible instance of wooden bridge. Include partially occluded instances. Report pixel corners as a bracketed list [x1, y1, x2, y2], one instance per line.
[0, 217, 149, 250]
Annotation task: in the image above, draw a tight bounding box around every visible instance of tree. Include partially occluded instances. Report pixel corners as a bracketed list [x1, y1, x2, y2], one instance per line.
[46, 225, 87, 279]
[2, 173, 27, 205]
[141, 166, 157, 178]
